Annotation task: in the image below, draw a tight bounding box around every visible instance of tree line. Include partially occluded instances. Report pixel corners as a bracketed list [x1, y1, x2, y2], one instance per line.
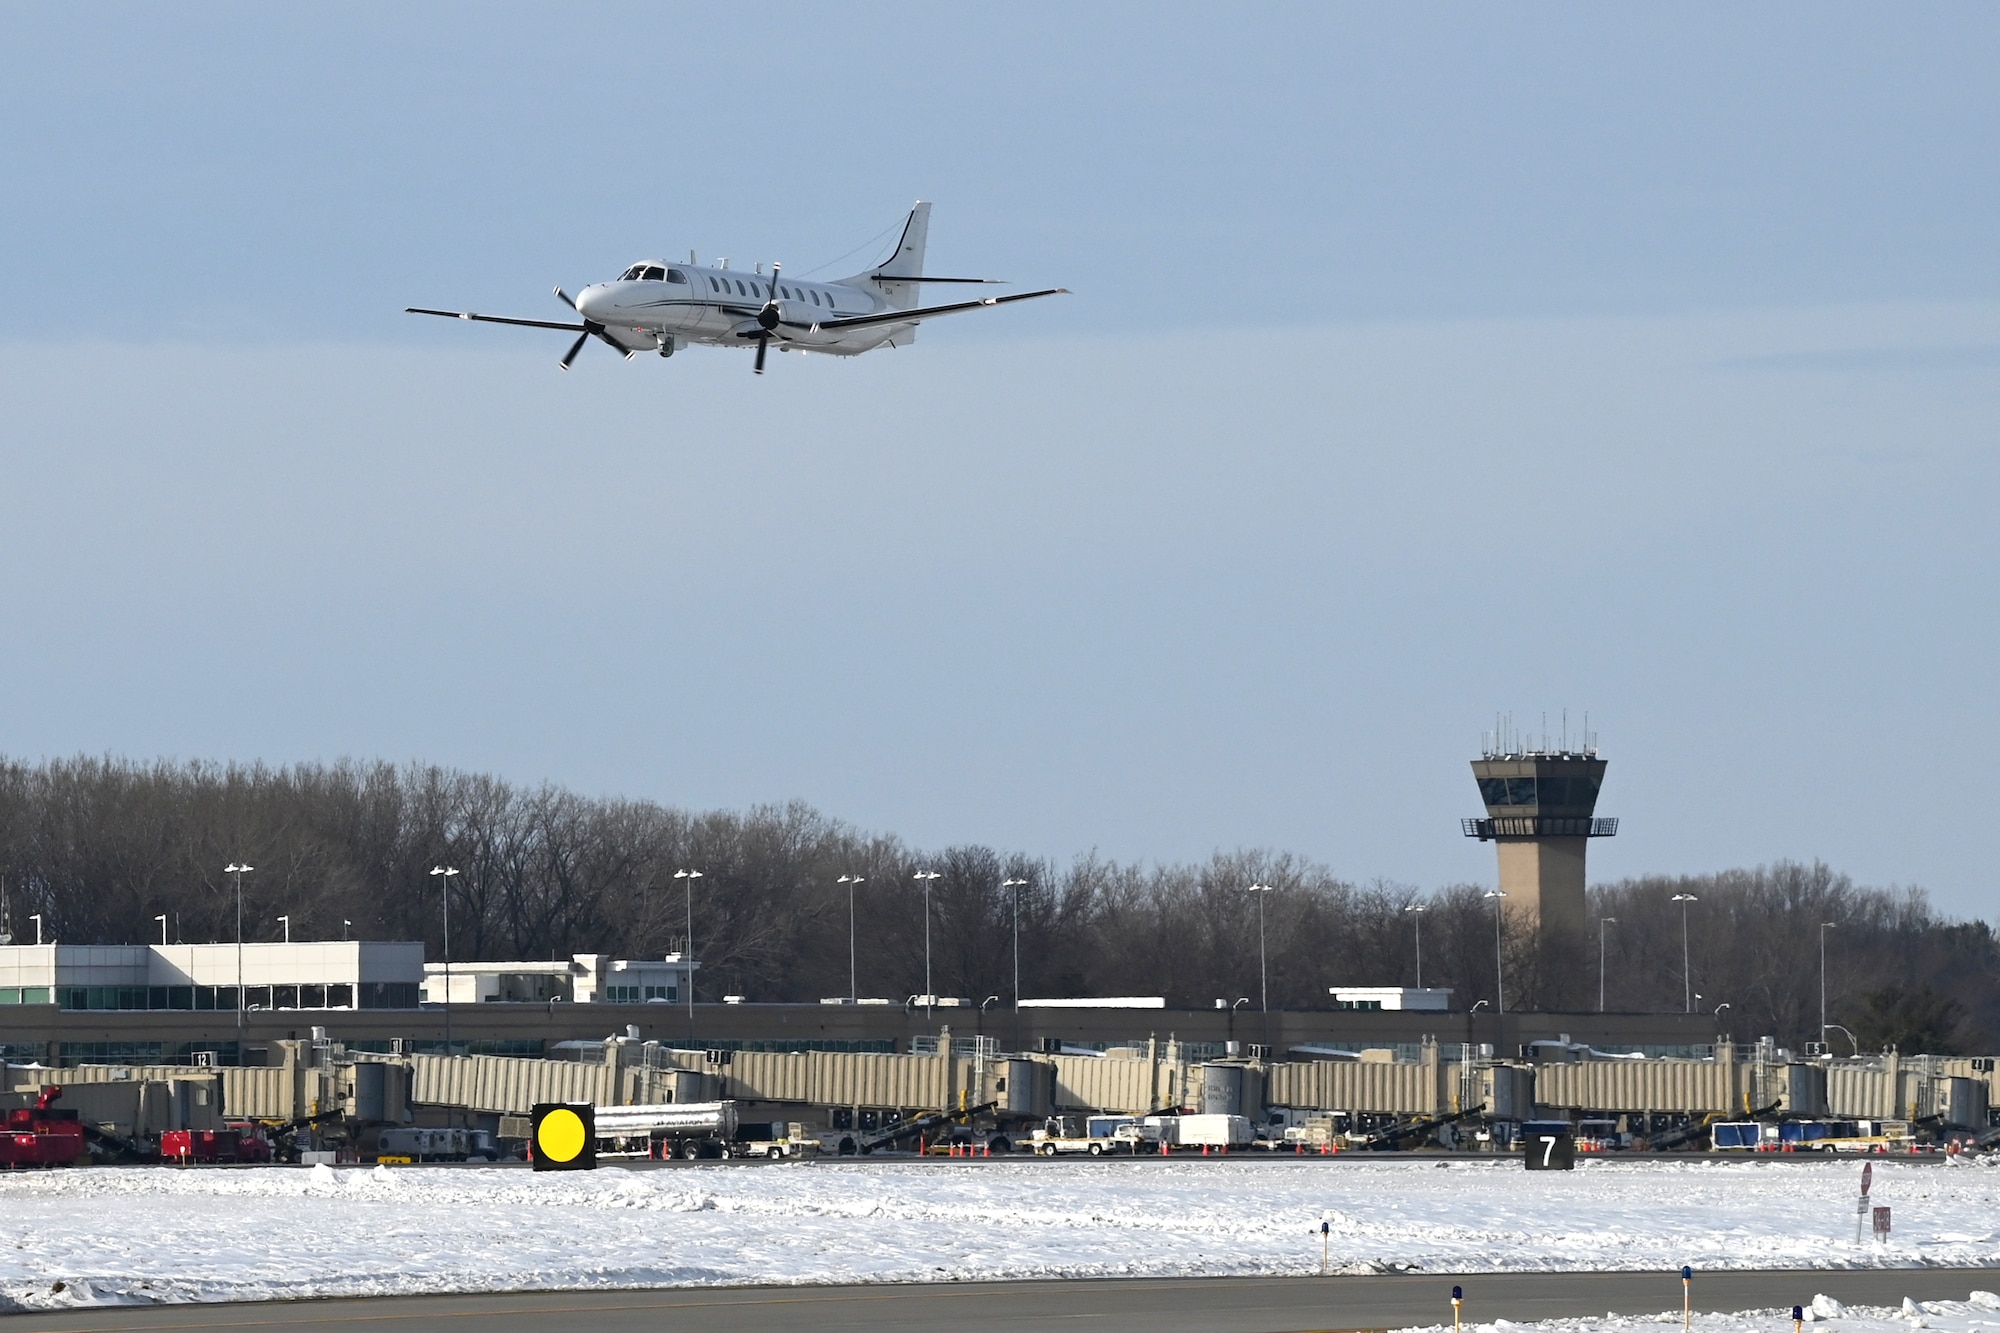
[0, 756, 1992, 1051]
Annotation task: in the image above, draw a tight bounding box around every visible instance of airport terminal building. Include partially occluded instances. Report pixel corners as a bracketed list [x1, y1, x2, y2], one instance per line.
[0, 942, 700, 1015]
[0, 942, 424, 1012]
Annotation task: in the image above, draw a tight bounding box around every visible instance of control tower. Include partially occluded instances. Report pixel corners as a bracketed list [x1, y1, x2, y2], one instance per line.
[1464, 736, 1617, 941]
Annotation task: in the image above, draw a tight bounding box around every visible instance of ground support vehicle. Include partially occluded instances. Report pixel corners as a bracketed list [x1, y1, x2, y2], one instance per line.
[1029, 1113, 1158, 1157]
[1343, 1102, 1487, 1152]
[162, 1129, 248, 1163]
[1712, 1118, 1915, 1153]
[731, 1121, 821, 1159]
[0, 1087, 86, 1168]
[593, 1101, 741, 1160]
[1145, 1113, 1254, 1153]
[847, 1102, 1000, 1156]
[374, 1126, 492, 1162]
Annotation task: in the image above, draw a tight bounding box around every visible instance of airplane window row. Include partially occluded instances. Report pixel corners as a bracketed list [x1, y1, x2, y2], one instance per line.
[702, 276, 834, 309]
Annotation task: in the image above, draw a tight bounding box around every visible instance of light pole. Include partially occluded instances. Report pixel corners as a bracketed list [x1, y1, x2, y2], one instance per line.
[1001, 879, 1028, 1009]
[277, 915, 291, 944]
[342, 919, 352, 941]
[674, 869, 704, 1043]
[224, 863, 253, 1065]
[430, 867, 458, 1055]
[155, 915, 168, 946]
[1247, 883, 1276, 1013]
[1819, 921, 1836, 1046]
[1598, 917, 1617, 1012]
[1002, 877, 1028, 1054]
[836, 876, 865, 1002]
[1483, 889, 1507, 1014]
[914, 871, 942, 1012]
[1671, 893, 1698, 1013]
[1404, 903, 1426, 989]
[1714, 1001, 1730, 1018]
[28, 914, 43, 946]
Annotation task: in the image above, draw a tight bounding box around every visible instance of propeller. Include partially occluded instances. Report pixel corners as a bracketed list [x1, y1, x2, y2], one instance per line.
[753, 264, 784, 375]
[553, 287, 635, 371]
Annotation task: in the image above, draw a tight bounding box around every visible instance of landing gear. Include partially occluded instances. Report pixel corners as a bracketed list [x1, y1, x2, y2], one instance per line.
[656, 334, 676, 358]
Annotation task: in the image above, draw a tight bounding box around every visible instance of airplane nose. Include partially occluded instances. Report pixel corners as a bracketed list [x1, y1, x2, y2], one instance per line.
[576, 285, 610, 321]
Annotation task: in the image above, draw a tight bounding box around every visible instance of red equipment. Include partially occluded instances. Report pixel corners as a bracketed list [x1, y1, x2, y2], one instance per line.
[0, 1086, 87, 1168]
[161, 1129, 242, 1164]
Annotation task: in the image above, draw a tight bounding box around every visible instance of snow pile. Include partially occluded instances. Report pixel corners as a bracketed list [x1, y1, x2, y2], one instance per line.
[1, 1158, 1996, 1312]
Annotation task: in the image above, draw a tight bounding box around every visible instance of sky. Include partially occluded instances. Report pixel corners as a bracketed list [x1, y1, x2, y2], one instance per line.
[1, 5, 1996, 917]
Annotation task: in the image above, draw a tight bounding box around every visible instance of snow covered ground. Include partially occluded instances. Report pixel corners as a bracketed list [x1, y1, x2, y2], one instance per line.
[1389, 1293, 2000, 1333]
[2, 1157, 1997, 1313]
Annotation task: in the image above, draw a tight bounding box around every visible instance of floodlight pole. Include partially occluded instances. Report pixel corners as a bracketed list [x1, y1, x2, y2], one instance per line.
[1598, 917, 1617, 1012]
[675, 869, 703, 1044]
[429, 867, 459, 1055]
[837, 876, 865, 1002]
[1404, 903, 1426, 989]
[914, 871, 942, 1014]
[1672, 894, 1699, 1013]
[1247, 884, 1276, 1012]
[1003, 878, 1028, 1052]
[1819, 921, 1836, 1044]
[1484, 890, 1507, 1014]
[225, 864, 253, 1065]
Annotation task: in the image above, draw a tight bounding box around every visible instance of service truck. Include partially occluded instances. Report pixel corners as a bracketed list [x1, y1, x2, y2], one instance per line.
[1146, 1113, 1253, 1151]
[593, 1101, 740, 1159]
[1030, 1113, 1158, 1156]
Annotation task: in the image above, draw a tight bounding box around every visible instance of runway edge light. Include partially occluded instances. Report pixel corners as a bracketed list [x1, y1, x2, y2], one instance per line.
[530, 1102, 596, 1171]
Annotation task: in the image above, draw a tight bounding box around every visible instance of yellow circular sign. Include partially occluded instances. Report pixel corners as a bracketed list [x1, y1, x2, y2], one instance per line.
[537, 1107, 587, 1163]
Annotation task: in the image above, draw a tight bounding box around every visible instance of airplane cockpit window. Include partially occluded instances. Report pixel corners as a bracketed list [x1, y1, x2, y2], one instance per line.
[640, 265, 667, 281]
[619, 264, 647, 281]
[663, 269, 689, 284]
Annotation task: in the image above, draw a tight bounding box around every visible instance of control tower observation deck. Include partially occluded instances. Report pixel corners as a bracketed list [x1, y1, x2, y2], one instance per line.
[1464, 745, 1617, 940]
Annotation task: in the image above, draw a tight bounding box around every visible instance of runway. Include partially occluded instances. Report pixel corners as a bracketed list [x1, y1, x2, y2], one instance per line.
[9, 1269, 1997, 1333]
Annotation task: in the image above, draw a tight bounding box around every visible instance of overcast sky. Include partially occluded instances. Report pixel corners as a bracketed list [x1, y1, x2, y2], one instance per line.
[2, 5, 1996, 917]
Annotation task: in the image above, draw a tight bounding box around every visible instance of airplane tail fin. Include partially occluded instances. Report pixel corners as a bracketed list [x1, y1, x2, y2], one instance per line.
[838, 202, 931, 341]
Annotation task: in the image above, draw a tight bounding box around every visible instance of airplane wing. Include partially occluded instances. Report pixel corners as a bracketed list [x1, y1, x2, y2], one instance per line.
[810, 288, 1068, 334]
[406, 307, 588, 332]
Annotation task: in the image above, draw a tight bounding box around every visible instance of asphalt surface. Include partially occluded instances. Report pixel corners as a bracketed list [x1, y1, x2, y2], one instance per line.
[9, 1269, 1998, 1333]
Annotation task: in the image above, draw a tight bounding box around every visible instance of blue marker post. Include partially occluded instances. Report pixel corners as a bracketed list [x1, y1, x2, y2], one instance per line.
[1453, 1285, 1464, 1333]
[1682, 1266, 1693, 1333]
[1320, 1219, 1331, 1275]
[1794, 1306, 1805, 1333]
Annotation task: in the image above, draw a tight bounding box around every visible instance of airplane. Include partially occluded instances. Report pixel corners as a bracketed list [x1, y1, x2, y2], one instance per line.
[406, 202, 1066, 374]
